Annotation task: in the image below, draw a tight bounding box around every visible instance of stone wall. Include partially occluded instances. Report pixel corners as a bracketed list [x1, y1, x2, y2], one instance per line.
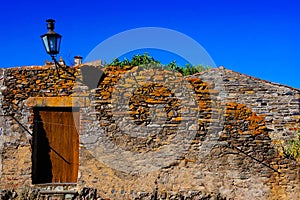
[0, 64, 79, 191]
[0, 63, 299, 199]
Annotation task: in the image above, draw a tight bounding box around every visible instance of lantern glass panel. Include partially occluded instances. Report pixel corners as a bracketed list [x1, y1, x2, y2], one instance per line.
[42, 35, 50, 53]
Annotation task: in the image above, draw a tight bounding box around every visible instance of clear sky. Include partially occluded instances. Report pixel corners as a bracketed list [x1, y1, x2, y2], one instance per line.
[0, 0, 299, 88]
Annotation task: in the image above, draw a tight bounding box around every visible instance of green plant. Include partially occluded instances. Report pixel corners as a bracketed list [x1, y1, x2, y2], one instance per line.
[283, 131, 300, 161]
[110, 53, 160, 67]
[180, 64, 211, 76]
[109, 53, 211, 76]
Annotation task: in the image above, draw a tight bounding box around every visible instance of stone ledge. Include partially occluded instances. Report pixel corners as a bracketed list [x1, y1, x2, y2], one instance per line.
[39, 190, 77, 194]
[26, 96, 90, 107]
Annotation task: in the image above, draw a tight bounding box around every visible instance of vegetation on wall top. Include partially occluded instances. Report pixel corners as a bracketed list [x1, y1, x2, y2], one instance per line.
[109, 53, 211, 76]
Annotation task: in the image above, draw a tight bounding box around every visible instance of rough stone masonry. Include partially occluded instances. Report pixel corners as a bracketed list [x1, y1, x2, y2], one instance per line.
[0, 62, 299, 200]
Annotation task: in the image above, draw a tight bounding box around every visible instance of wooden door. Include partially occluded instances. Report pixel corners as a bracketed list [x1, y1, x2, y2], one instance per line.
[32, 107, 79, 184]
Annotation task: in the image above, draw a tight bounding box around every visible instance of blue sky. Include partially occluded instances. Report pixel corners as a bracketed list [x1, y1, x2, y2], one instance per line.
[0, 0, 299, 88]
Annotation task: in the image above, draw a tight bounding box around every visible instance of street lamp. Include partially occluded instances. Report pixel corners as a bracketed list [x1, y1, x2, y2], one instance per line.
[40, 19, 104, 89]
[41, 19, 71, 79]
[41, 19, 62, 58]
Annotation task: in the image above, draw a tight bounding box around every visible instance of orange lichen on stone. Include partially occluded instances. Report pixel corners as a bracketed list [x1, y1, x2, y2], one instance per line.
[186, 77, 202, 84]
[225, 102, 267, 135]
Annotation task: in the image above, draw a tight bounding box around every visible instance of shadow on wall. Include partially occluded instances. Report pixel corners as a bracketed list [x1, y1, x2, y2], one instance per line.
[31, 109, 52, 184]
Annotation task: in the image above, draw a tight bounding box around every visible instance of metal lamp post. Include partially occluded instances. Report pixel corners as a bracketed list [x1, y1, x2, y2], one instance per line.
[40, 19, 103, 89]
[41, 19, 67, 78]
[41, 19, 62, 57]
